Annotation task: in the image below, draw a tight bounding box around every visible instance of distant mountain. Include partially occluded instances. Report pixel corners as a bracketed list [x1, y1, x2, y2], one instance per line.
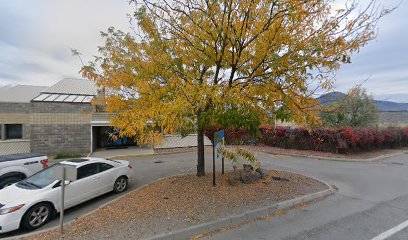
[315, 92, 347, 105]
[316, 92, 408, 112]
[375, 100, 408, 112]
[375, 94, 408, 103]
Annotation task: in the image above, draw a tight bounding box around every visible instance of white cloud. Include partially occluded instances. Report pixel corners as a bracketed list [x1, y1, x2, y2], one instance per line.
[0, 0, 132, 86]
[0, 0, 407, 101]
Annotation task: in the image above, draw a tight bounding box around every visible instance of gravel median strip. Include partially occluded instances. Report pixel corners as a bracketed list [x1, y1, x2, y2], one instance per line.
[24, 170, 331, 240]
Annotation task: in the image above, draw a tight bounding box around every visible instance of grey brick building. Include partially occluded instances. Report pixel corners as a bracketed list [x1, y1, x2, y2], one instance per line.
[1, 78, 405, 156]
[0, 79, 116, 156]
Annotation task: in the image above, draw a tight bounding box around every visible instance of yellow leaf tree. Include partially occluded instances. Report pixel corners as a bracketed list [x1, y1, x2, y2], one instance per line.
[82, 0, 391, 176]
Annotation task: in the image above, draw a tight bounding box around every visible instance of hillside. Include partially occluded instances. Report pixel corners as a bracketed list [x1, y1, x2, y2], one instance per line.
[316, 92, 408, 112]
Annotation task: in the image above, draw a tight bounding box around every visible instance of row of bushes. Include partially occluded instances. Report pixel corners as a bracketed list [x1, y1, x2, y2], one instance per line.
[204, 125, 408, 153]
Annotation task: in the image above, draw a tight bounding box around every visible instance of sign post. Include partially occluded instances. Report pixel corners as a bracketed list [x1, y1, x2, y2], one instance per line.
[53, 165, 77, 240]
[213, 140, 216, 186]
[213, 130, 225, 186]
[59, 167, 65, 240]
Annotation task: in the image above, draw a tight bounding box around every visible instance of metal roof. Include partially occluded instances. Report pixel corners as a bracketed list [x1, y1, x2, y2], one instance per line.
[42, 78, 98, 95]
[0, 79, 98, 103]
[32, 93, 94, 103]
[0, 85, 47, 103]
[30, 78, 98, 103]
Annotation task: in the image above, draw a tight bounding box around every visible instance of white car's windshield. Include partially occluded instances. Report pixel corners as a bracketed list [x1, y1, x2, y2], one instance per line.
[17, 164, 62, 189]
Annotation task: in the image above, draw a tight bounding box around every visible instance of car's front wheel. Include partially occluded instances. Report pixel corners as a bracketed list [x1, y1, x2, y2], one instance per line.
[21, 203, 53, 230]
[113, 176, 128, 193]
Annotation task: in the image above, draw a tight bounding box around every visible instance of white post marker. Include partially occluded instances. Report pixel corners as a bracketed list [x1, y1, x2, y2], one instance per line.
[370, 219, 408, 240]
[59, 166, 66, 240]
[53, 165, 77, 240]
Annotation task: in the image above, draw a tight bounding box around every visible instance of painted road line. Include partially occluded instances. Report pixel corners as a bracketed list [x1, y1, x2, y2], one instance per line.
[371, 219, 408, 240]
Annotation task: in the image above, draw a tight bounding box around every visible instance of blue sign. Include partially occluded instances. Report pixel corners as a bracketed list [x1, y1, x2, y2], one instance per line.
[214, 130, 225, 161]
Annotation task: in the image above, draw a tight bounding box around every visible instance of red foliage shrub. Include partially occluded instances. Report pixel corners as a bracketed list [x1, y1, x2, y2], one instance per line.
[381, 128, 401, 148]
[203, 126, 221, 143]
[204, 126, 257, 145]
[401, 128, 408, 145]
[205, 125, 408, 153]
[339, 128, 360, 148]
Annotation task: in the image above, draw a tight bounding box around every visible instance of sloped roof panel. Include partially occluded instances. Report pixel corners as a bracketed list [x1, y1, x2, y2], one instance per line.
[0, 85, 47, 103]
[42, 78, 98, 95]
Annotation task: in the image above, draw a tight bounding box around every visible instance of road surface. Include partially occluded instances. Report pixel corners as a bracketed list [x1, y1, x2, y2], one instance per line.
[203, 151, 408, 240]
[2, 150, 408, 240]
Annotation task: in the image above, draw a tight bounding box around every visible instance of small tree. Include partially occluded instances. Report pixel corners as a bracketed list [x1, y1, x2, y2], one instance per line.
[81, 0, 391, 177]
[320, 88, 379, 127]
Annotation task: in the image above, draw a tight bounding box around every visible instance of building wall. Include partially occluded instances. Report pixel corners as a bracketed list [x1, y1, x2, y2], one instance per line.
[0, 103, 31, 155]
[29, 102, 93, 155]
[30, 124, 91, 154]
[0, 102, 31, 114]
[31, 102, 93, 113]
[0, 101, 95, 155]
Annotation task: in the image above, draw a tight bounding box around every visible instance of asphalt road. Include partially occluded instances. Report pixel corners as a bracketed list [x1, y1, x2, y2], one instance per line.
[3, 150, 408, 240]
[202, 151, 408, 240]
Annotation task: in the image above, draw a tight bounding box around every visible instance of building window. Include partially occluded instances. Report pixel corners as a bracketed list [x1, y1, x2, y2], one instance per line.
[6, 124, 22, 139]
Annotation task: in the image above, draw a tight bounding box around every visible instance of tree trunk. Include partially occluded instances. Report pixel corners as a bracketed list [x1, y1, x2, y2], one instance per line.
[197, 128, 205, 176]
[197, 112, 205, 177]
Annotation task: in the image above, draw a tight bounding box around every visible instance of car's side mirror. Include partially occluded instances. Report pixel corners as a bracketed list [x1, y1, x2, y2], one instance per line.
[63, 180, 71, 186]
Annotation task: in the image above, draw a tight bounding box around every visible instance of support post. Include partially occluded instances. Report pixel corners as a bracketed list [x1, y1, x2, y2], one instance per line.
[151, 130, 154, 150]
[1, 124, 5, 140]
[222, 157, 224, 174]
[59, 167, 66, 240]
[213, 141, 216, 186]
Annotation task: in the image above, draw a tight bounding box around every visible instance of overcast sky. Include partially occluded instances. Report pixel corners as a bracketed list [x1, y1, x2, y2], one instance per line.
[0, 0, 407, 102]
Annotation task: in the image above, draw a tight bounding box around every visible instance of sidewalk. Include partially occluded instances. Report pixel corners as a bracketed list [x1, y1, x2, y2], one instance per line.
[90, 146, 154, 159]
[232, 145, 408, 162]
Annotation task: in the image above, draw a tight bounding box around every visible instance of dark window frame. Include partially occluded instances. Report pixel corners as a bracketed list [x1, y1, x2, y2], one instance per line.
[76, 162, 115, 180]
[5, 124, 23, 139]
[77, 163, 99, 180]
[99, 163, 114, 172]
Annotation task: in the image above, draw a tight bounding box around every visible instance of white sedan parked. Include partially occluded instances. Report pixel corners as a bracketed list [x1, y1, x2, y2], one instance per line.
[0, 157, 133, 233]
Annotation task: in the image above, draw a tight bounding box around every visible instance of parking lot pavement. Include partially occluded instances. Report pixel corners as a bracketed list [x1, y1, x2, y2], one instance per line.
[0, 151, 218, 239]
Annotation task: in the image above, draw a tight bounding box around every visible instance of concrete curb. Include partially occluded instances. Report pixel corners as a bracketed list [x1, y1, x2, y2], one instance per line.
[92, 147, 407, 163]
[250, 148, 408, 163]
[104, 148, 214, 160]
[108, 153, 155, 159]
[144, 177, 336, 240]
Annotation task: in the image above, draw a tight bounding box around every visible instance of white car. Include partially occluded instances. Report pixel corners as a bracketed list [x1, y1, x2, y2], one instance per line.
[0, 157, 133, 233]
